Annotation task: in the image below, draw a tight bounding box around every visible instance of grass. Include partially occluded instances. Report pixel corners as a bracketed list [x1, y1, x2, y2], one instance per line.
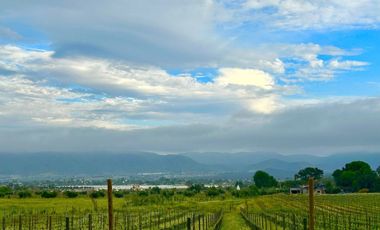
[221, 206, 250, 230]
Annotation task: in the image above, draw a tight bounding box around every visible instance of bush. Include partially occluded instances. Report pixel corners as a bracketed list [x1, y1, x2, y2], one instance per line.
[89, 190, 105, 199]
[0, 186, 12, 198]
[183, 190, 195, 197]
[138, 190, 149, 197]
[358, 188, 369, 193]
[206, 186, 224, 197]
[18, 190, 32, 198]
[188, 184, 204, 193]
[64, 191, 79, 198]
[232, 185, 259, 198]
[162, 189, 175, 198]
[41, 190, 58, 198]
[150, 186, 161, 195]
[113, 190, 125, 198]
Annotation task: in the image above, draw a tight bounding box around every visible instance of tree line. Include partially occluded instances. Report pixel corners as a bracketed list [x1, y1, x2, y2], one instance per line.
[253, 160, 380, 193]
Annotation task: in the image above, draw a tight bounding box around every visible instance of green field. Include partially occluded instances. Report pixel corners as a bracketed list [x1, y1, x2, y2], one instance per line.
[1, 193, 380, 229]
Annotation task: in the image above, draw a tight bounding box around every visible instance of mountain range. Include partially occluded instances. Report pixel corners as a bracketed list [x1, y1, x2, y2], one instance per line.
[0, 152, 379, 180]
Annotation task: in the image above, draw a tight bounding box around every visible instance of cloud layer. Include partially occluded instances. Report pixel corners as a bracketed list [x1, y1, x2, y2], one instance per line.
[0, 1, 379, 154]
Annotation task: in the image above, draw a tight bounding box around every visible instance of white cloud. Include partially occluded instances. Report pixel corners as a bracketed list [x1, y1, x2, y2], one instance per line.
[0, 45, 296, 134]
[328, 59, 369, 70]
[217, 68, 275, 89]
[243, 0, 380, 30]
[248, 95, 279, 114]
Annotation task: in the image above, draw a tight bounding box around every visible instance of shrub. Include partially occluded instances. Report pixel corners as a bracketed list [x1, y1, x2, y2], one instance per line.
[64, 191, 79, 198]
[18, 190, 32, 198]
[206, 186, 224, 197]
[89, 190, 105, 199]
[150, 186, 161, 195]
[162, 189, 175, 198]
[183, 190, 195, 197]
[41, 190, 58, 198]
[138, 190, 149, 197]
[113, 190, 125, 198]
[0, 186, 12, 198]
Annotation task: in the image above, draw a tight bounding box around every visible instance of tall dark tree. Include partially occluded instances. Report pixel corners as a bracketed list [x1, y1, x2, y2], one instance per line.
[253, 170, 278, 188]
[333, 161, 378, 192]
[295, 167, 324, 181]
[377, 166, 380, 176]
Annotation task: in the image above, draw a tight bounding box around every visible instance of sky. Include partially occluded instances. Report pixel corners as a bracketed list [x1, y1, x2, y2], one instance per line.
[0, 0, 379, 154]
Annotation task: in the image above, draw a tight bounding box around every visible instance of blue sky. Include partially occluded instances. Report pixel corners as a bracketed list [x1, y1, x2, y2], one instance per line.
[0, 0, 380, 154]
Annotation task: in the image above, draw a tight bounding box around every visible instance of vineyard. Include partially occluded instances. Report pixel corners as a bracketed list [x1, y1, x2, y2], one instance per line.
[1, 193, 380, 229]
[0, 209, 223, 230]
[241, 193, 380, 229]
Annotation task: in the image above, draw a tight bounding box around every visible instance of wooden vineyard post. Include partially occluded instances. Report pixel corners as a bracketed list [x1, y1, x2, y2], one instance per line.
[308, 177, 315, 230]
[192, 214, 195, 230]
[303, 218, 307, 230]
[187, 217, 191, 230]
[107, 179, 113, 230]
[89, 214, 93, 230]
[66, 217, 70, 230]
[49, 216, 52, 230]
[18, 215, 22, 230]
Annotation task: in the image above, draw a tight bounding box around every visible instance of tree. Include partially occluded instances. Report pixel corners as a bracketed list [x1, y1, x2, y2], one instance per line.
[64, 190, 79, 198]
[295, 167, 324, 181]
[18, 190, 32, 198]
[253, 170, 278, 188]
[89, 190, 105, 199]
[150, 186, 161, 195]
[0, 186, 12, 198]
[333, 161, 378, 192]
[377, 166, 380, 176]
[41, 190, 58, 198]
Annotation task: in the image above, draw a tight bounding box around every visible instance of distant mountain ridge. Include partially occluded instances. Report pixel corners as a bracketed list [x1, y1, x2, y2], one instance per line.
[0, 151, 379, 180]
[0, 152, 211, 177]
[182, 152, 380, 179]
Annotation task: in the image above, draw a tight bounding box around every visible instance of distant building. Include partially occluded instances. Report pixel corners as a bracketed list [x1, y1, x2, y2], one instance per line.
[236, 185, 241, 191]
[289, 187, 302, 194]
[290, 183, 326, 194]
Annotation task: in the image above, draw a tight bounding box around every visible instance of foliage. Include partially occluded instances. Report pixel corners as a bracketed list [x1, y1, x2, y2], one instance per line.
[162, 189, 175, 198]
[40, 190, 58, 198]
[253, 171, 278, 188]
[138, 190, 149, 196]
[188, 184, 204, 193]
[333, 161, 378, 192]
[295, 167, 324, 181]
[0, 186, 12, 197]
[89, 190, 105, 199]
[149, 186, 161, 195]
[324, 180, 341, 194]
[206, 186, 224, 197]
[18, 190, 32, 198]
[113, 190, 125, 198]
[64, 190, 79, 198]
[232, 185, 259, 198]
